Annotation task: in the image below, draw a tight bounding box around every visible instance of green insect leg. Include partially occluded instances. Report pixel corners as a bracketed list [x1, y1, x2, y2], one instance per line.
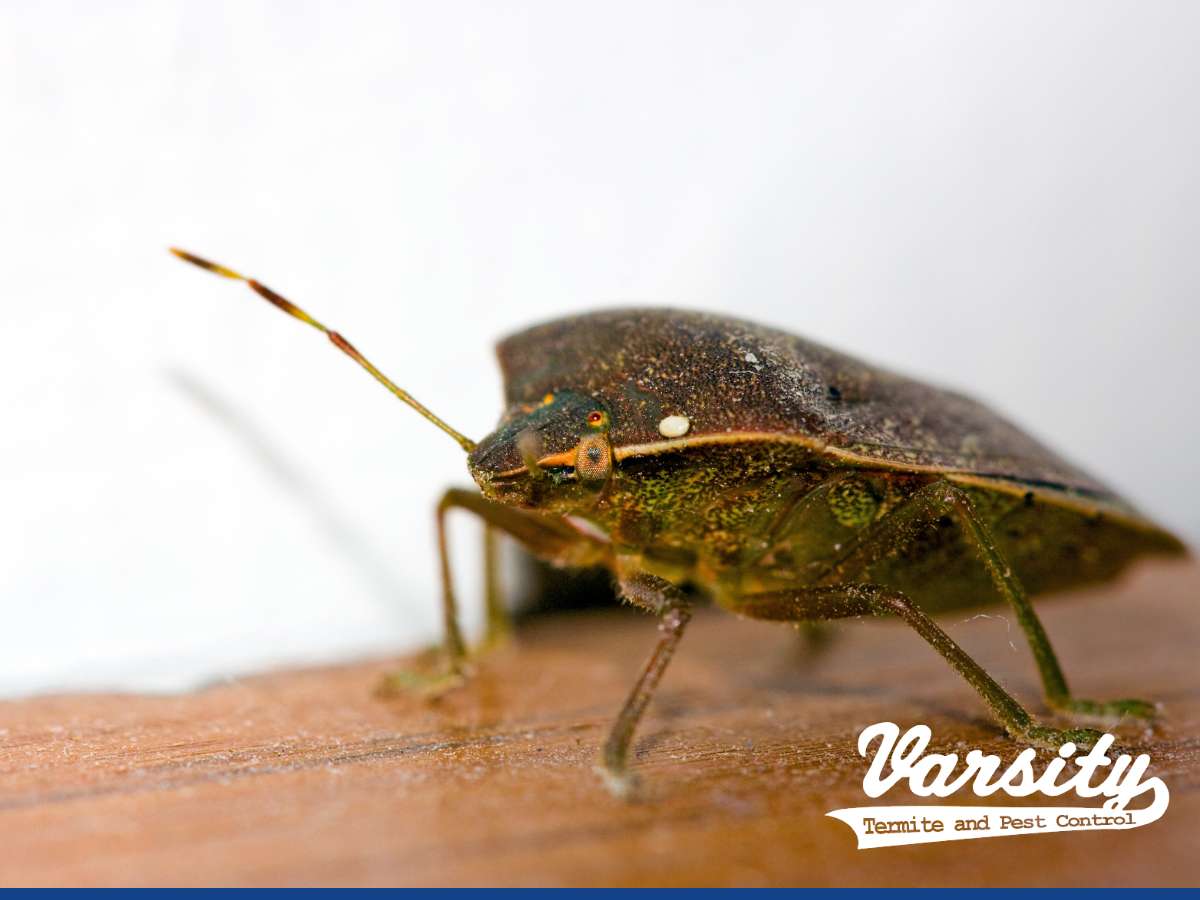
[942, 484, 1155, 722]
[734, 584, 1101, 749]
[822, 479, 1155, 724]
[378, 487, 610, 698]
[596, 573, 693, 799]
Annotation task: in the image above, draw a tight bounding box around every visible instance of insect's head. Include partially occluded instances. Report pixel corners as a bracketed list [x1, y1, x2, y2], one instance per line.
[468, 390, 614, 509]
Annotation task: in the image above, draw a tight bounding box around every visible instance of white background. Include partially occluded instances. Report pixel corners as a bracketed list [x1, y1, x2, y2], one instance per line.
[2, 1, 1196, 696]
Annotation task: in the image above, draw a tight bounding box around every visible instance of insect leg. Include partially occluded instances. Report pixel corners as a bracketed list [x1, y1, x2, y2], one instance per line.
[481, 524, 510, 650]
[596, 573, 692, 799]
[378, 487, 612, 697]
[819, 480, 1155, 723]
[734, 583, 1101, 750]
[443, 486, 612, 650]
[937, 483, 1156, 723]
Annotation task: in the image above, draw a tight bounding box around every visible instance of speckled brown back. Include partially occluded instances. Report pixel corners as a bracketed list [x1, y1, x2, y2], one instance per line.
[496, 308, 1110, 496]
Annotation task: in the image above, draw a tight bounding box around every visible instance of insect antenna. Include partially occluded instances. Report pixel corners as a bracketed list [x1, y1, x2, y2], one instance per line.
[169, 248, 477, 452]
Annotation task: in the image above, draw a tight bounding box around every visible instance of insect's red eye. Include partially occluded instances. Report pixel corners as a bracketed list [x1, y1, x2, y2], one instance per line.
[587, 412, 603, 424]
[585, 409, 610, 431]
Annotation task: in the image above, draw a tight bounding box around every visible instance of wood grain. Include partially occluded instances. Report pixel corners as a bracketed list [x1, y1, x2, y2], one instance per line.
[0, 561, 1196, 887]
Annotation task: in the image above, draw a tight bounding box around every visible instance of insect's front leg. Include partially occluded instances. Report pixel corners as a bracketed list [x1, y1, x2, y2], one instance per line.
[481, 523, 508, 650]
[378, 487, 611, 698]
[823, 479, 1155, 725]
[596, 572, 692, 799]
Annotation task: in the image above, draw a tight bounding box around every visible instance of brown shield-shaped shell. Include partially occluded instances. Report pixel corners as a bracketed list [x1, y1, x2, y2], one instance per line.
[492, 309, 1185, 580]
[498, 308, 1105, 488]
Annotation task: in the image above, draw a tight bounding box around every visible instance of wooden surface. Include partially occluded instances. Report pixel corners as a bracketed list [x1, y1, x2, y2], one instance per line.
[0, 561, 1196, 887]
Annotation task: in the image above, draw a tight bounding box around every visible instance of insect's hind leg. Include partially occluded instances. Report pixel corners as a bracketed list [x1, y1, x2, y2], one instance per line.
[378, 487, 611, 698]
[824, 480, 1155, 724]
[733, 584, 1101, 749]
[945, 485, 1154, 723]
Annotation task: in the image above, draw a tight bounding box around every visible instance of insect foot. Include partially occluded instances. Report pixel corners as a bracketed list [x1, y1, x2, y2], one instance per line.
[1018, 724, 1105, 752]
[374, 654, 471, 701]
[1050, 696, 1159, 726]
[593, 763, 643, 802]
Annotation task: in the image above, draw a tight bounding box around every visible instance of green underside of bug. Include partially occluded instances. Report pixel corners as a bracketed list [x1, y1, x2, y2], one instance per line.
[523, 437, 1183, 616]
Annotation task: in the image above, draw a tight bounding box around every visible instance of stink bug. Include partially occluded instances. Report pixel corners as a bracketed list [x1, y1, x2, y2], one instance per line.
[172, 249, 1187, 796]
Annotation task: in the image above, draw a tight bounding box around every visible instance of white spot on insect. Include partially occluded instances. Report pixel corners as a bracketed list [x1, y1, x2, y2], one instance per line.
[740, 350, 763, 373]
[658, 414, 691, 438]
